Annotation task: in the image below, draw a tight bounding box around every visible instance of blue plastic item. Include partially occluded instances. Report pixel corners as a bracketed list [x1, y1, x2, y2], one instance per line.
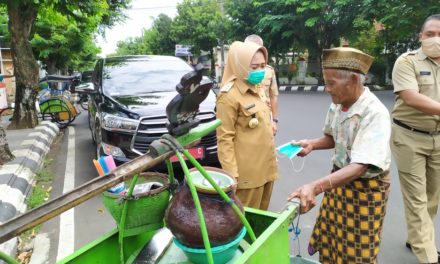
[98, 156, 110, 174]
[277, 143, 303, 159]
[173, 227, 247, 264]
[107, 182, 125, 194]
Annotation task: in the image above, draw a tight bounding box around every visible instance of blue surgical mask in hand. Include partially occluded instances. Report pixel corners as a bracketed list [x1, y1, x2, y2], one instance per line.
[277, 142, 305, 173]
[276, 143, 303, 159]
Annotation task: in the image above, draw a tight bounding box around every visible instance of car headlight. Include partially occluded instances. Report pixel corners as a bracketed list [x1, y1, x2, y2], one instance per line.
[102, 113, 139, 132]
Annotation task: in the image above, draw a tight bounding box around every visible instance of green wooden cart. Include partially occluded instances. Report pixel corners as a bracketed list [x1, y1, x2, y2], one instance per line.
[57, 206, 298, 264]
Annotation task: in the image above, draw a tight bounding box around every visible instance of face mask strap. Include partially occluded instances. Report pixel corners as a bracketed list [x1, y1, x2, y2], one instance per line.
[276, 152, 306, 173]
[289, 155, 305, 173]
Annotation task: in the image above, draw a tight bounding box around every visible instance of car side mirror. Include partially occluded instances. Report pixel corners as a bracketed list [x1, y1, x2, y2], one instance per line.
[73, 83, 97, 95]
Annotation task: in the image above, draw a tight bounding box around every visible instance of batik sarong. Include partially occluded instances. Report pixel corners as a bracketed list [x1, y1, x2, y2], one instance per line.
[309, 175, 390, 264]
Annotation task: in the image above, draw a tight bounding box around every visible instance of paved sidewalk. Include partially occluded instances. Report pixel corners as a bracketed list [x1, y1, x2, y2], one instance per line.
[0, 115, 59, 262]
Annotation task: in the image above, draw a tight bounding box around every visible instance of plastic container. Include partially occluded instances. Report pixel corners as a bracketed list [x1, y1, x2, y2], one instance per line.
[173, 227, 247, 264]
[107, 182, 126, 194]
[132, 182, 163, 196]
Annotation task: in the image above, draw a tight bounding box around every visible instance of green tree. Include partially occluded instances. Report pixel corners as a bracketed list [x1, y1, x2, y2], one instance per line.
[31, 6, 101, 74]
[362, 0, 440, 54]
[115, 33, 153, 55]
[115, 37, 142, 56]
[0, 0, 130, 130]
[358, 0, 440, 82]
[114, 14, 174, 56]
[223, 0, 261, 41]
[171, 0, 227, 75]
[148, 14, 175, 55]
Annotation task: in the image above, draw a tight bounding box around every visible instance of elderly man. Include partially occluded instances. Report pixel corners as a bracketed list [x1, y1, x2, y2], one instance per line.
[391, 14, 440, 264]
[288, 47, 391, 263]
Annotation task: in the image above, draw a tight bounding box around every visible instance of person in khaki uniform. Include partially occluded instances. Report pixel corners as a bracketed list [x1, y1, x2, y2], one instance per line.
[244, 34, 279, 135]
[391, 14, 440, 264]
[216, 41, 278, 210]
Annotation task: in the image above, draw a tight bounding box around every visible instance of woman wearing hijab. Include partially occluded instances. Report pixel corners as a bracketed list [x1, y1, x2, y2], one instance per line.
[216, 41, 278, 210]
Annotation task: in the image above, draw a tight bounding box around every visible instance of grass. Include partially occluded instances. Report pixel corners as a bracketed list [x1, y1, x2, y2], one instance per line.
[16, 158, 55, 263]
[27, 158, 53, 210]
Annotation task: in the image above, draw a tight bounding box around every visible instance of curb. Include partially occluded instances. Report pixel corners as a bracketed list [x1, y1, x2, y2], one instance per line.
[279, 85, 387, 92]
[279, 85, 324, 92]
[0, 121, 59, 261]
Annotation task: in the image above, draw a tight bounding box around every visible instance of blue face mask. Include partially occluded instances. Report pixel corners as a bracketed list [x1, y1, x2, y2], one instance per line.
[246, 69, 265, 85]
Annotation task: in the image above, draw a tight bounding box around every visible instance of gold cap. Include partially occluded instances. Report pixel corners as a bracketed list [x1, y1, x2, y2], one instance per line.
[322, 47, 373, 75]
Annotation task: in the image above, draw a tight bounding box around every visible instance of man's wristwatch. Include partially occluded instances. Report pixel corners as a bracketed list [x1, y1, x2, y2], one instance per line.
[273, 118, 279, 123]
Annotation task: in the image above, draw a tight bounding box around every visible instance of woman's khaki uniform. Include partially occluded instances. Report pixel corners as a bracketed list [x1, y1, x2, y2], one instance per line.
[216, 41, 278, 210]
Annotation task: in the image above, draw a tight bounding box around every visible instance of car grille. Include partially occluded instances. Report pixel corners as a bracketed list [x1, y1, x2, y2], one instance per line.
[132, 112, 217, 154]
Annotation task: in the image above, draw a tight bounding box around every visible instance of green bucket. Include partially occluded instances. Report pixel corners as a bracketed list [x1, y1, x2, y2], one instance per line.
[173, 227, 247, 264]
[102, 172, 171, 237]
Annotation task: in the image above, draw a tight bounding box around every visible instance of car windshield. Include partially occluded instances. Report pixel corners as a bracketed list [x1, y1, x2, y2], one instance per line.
[102, 57, 193, 96]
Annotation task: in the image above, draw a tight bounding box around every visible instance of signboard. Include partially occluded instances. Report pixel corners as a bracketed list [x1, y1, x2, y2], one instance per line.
[175, 44, 192, 57]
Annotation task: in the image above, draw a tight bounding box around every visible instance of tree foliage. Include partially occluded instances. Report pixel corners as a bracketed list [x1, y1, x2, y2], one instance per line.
[171, 0, 228, 74]
[223, 0, 262, 42]
[115, 14, 175, 56]
[0, 0, 131, 130]
[31, 6, 101, 73]
[171, 0, 222, 54]
[149, 14, 175, 56]
[223, 0, 439, 82]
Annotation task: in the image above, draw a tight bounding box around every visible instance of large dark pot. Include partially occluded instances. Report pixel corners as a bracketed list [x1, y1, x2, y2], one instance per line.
[165, 167, 244, 248]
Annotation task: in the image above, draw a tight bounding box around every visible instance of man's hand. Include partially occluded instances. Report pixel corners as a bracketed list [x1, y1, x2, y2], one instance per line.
[291, 139, 313, 157]
[288, 182, 318, 214]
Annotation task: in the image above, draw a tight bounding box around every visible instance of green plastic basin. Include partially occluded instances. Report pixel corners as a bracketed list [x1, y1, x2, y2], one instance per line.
[173, 227, 247, 264]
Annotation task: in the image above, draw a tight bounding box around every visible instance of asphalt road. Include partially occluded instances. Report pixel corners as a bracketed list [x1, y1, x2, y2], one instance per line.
[38, 90, 439, 264]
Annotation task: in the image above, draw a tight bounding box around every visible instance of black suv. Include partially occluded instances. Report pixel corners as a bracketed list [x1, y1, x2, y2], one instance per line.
[87, 55, 218, 166]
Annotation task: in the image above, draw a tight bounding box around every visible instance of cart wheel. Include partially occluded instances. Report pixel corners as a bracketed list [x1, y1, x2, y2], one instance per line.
[41, 103, 73, 128]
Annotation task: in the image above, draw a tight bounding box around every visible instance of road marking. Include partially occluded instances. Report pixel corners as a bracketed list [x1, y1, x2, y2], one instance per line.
[56, 126, 75, 261]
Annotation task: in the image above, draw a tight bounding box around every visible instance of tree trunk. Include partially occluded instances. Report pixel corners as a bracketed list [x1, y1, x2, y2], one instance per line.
[7, 2, 39, 129]
[0, 125, 14, 164]
[209, 49, 215, 78]
[46, 61, 57, 75]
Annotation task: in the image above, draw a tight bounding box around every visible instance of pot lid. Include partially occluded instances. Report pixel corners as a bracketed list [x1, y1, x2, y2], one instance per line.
[188, 167, 236, 194]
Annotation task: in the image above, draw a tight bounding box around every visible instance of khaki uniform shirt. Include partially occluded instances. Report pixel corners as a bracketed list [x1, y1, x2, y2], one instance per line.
[392, 48, 440, 131]
[216, 82, 278, 189]
[259, 65, 278, 99]
[324, 88, 391, 178]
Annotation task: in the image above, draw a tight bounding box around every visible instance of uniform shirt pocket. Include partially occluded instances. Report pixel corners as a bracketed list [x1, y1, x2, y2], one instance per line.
[238, 103, 262, 129]
[239, 103, 258, 117]
[416, 75, 435, 93]
[417, 76, 434, 85]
